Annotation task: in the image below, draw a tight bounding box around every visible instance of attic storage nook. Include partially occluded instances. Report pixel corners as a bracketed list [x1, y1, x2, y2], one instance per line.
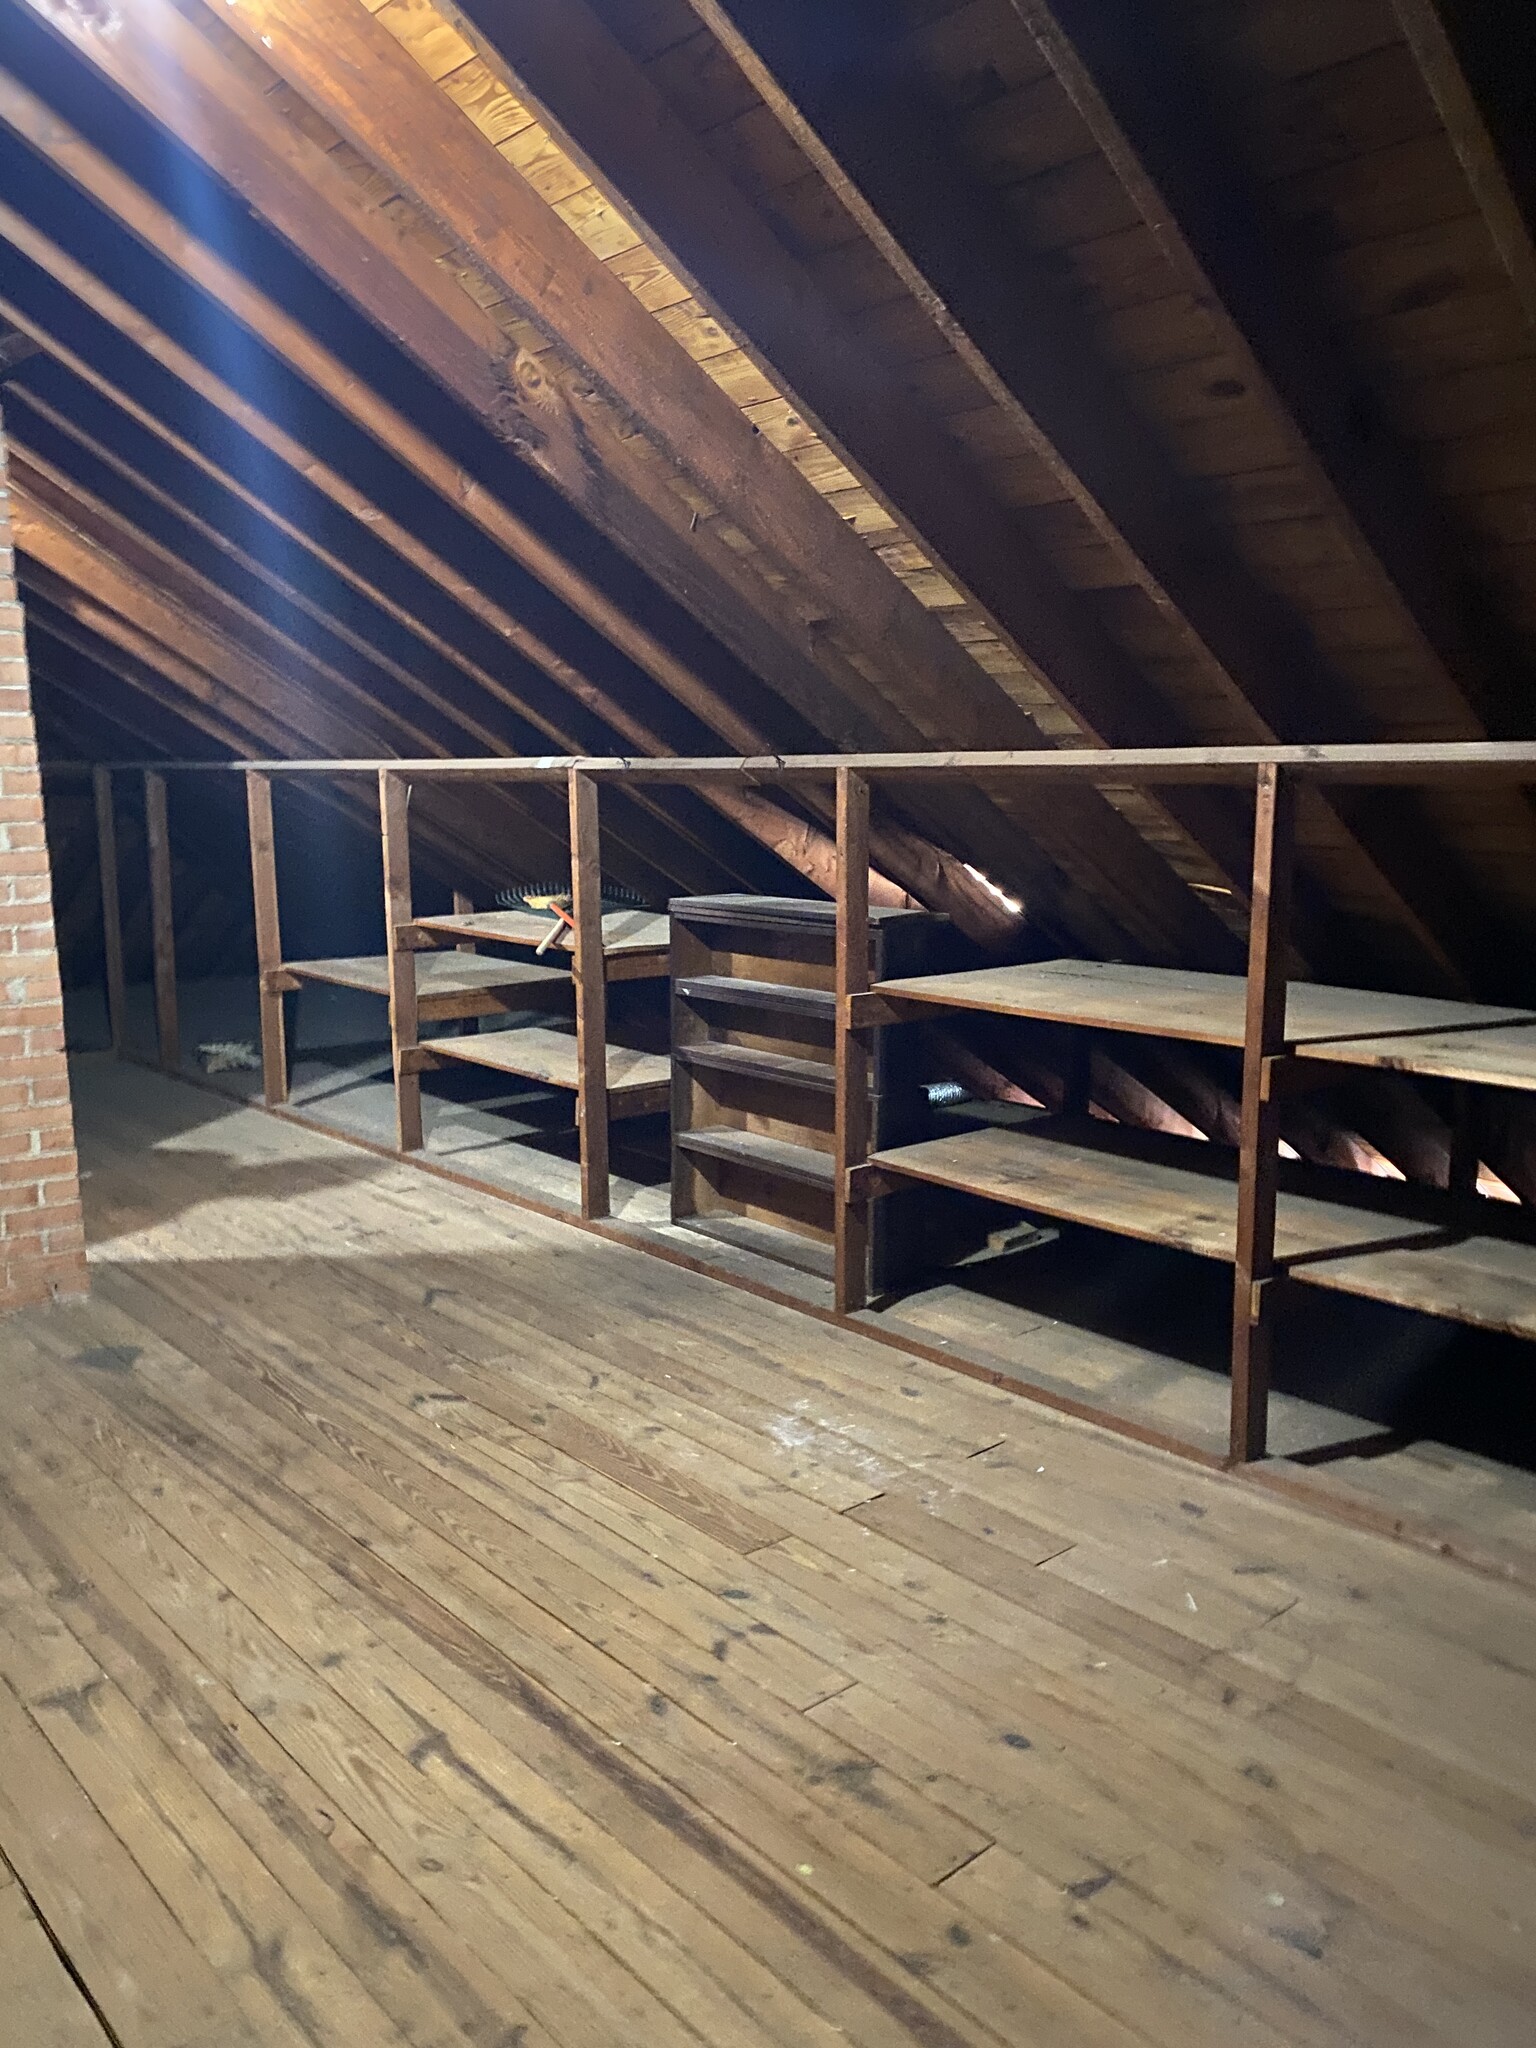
[52, 738, 1536, 1473]
[670, 891, 959, 1289]
[8, 0, 1536, 2039]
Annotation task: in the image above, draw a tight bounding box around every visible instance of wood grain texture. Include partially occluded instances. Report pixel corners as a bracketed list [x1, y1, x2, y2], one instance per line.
[415, 907, 672, 966]
[0, 1058, 1529, 2046]
[379, 770, 422, 1154]
[870, 1117, 1536, 1338]
[1231, 761, 1295, 1462]
[0, 1866, 111, 2048]
[569, 768, 611, 1218]
[874, 957, 1536, 1078]
[142, 769, 179, 1075]
[245, 770, 288, 1108]
[287, 954, 573, 1000]
[419, 1025, 670, 1113]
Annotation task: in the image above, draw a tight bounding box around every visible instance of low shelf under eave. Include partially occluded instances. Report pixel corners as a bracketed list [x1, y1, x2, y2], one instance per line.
[675, 1126, 836, 1189]
[412, 908, 670, 980]
[416, 1026, 671, 1118]
[675, 1041, 837, 1093]
[871, 960, 1536, 1088]
[675, 974, 837, 1021]
[277, 953, 572, 1021]
[866, 1119, 1536, 1339]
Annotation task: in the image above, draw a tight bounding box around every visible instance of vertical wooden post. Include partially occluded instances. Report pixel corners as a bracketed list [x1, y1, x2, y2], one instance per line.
[245, 769, 288, 1105]
[569, 767, 610, 1219]
[834, 768, 872, 1313]
[380, 770, 422, 1152]
[143, 769, 179, 1073]
[452, 888, 475, 953]
[1229, 761, 1295, 1464]
[92, 765, 126, 1056]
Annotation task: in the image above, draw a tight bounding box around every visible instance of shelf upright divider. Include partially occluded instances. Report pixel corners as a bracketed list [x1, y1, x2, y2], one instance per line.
[144, 768, 179, 1074]
[569, 766, 611, 1220]
[1230, 760, 1296, 1464]
[380, 768, 423, 1153]
[834, 768, 872, 1313]
[245, 768, 288, 1105]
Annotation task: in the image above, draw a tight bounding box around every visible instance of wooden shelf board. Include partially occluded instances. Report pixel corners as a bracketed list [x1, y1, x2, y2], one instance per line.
[1298, 1023, 1536, 1091]
[873, 960, 1536, 1085]
[868, 1119, 1536, 1339]
[677, 1042, 836, 1092]
[413, 907, 669, 967]
[674, 1213, 836, 1283]
[676, 1126, 836, 1190]
[419, 1026, 670, 1110]
[675, 974, 835, 1020]
[672, 895, 937, 931]
[285, 954, 569, 999]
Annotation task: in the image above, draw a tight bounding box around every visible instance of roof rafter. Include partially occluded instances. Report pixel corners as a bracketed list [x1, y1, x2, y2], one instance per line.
[1008, 0, 1534, 739]
[683, 0, 1518, 995]
[26, 613, 441, 894]
[11, 484, 591, 888]
[1391, 0, 1536, 337]
[7, 0, 1045, 949]
[169, 0, 1247, 967]
[10, 452, 633, 891]
[451, 0, 1268, 919]
[8, 400, 758, 897]
[2, 362, 774, 896]
[0, 119, 889, 923]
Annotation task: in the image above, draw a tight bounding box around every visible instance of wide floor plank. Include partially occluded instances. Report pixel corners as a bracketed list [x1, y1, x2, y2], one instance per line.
[0, 1858, 112, 2048]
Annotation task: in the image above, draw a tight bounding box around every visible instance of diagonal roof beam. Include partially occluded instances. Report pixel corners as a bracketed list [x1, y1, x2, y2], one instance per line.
[10, 448, 639, 891]
[0, 323, 38, 374]
[7, 402, 758, 897]
[452, 0, 1265, 919]
[26, 613, 468, 898]
[1391, 0, 1536, 337]
[5, 0, 1047, 950]
[11, 487, 590, 888]
[174, 0, 1245, 965]
[0, 158, 897, 928]
[1009, 0, 1535, 743]
[685, 0, 1516, 995]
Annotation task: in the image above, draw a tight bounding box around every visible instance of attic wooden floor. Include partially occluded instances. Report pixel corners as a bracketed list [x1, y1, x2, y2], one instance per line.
[0, 1063, 1533, 2048]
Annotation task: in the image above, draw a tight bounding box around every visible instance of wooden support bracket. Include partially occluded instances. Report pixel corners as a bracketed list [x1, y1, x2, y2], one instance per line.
[845, 1160, 903, 1203]
[845, 990, 926, 1029]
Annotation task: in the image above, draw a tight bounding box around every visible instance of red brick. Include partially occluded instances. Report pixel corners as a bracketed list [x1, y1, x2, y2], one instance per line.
[0, 404, 87, 1314]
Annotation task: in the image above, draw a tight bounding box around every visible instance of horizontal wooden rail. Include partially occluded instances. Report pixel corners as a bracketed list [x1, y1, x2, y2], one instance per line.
[41, 741, 1536, 787]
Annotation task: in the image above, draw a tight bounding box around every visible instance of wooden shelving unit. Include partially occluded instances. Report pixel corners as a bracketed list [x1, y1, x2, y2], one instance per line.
[244, 765, 669, 1221]
[864, 1113, 1536, 1338]
[845, 939, 1536, 1455]
[95, 740, 1536, 1475]
[670, 894, 954, 1287]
